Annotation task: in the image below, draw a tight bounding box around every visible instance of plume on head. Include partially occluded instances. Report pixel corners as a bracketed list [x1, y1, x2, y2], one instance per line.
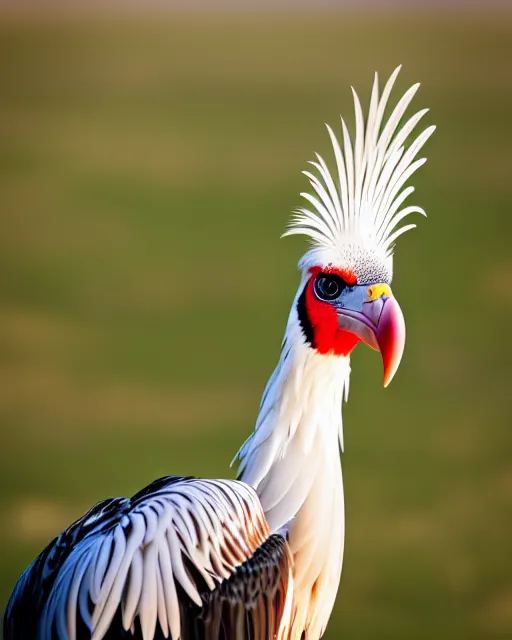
[284, 66, 435, 281]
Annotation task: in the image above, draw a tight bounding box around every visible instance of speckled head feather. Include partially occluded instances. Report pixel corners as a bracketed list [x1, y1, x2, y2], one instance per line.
[283, 66, 435, 283]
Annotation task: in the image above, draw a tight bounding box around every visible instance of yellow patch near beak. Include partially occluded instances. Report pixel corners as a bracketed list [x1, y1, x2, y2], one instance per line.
[367, 284, 392, 301]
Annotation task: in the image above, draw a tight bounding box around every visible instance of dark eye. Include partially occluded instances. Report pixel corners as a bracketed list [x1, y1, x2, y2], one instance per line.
[314, 274, 347, 301]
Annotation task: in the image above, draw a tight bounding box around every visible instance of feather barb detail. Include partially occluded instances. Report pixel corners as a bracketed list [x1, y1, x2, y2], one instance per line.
[283, 66, 435, 265]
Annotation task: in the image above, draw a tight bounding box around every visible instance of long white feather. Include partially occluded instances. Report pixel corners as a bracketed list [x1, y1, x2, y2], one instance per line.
[283, 66, 435, 266]
[35, 479, 270, 640]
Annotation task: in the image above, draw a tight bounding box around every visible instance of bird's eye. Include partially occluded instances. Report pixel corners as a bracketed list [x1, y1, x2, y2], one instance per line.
[314, 274, 347, 301]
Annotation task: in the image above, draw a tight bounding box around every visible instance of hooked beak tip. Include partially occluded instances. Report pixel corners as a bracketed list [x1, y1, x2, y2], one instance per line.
[376, 295, 406, 387]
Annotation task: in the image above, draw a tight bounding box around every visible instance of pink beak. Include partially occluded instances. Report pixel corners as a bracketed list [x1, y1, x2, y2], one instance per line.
[373, 296, 406, 387]
[336, 289, 406, 387]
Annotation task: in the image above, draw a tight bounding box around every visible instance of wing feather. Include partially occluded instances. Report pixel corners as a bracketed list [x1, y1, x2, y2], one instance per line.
[4, 475, 293, 640]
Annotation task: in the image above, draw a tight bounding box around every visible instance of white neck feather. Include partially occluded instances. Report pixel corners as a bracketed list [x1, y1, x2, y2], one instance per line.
[237, 301, 350, 638]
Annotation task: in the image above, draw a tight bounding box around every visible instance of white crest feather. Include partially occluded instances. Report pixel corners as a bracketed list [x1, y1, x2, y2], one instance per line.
[283, 66, 435, 271]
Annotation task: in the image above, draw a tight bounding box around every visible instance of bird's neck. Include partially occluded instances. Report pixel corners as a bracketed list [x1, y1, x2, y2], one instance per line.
[237, 321, 350, 638]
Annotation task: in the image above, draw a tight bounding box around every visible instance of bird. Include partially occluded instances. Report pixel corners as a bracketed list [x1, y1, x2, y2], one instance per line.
[3, 66, 435, 640]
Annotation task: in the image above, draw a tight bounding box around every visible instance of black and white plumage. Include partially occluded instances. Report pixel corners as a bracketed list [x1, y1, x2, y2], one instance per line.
[5, 477, 292, 640]
[4, 67, 434, 639]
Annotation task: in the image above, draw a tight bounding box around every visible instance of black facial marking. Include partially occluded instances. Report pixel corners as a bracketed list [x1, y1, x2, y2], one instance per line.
[297, 285, 314, 346]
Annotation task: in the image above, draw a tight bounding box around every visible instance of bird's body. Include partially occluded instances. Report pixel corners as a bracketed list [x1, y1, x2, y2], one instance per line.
[5, 476, 293, 640]
[4, 67, 434, 640]
[237, 313, 350, 639]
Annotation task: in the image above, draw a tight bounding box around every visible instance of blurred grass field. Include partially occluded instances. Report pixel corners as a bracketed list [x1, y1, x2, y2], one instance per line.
[1, 8, 512, 638]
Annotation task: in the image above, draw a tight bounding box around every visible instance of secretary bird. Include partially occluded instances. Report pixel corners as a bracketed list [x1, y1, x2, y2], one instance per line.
[4, 66, 435, 640]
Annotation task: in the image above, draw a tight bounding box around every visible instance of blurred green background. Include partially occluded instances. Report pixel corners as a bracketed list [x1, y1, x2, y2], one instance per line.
[1, 6, 511, 639]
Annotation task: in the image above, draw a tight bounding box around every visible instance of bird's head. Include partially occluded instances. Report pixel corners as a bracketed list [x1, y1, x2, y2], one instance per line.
[285, 67, 435, 387]
[294, 249, 405, 388]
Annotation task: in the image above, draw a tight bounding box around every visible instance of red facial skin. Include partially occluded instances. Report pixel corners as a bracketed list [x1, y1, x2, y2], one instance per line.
[305, 266, 360, 356]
